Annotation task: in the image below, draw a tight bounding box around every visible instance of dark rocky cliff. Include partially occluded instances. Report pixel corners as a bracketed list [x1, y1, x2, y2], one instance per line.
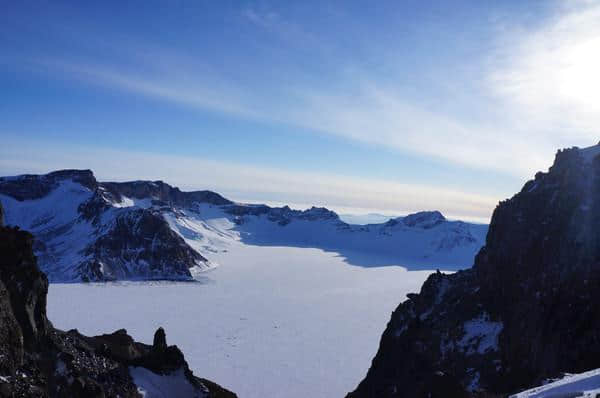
[0, 214, 236, 397]
[348, 145, 600, 397]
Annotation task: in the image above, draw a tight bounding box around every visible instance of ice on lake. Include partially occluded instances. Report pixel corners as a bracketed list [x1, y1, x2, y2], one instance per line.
[48, 244, 436, 398]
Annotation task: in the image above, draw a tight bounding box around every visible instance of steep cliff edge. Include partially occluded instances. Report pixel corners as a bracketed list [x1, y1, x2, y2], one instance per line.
[348, 145, 600, 397]
[0, 211, 236, 397]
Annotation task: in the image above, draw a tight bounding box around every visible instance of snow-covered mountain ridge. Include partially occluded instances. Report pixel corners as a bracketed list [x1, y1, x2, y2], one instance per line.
[0, 170, 488, 282]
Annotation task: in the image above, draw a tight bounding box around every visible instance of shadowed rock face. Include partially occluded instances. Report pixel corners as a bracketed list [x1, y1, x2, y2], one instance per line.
[81, 208, 207, 281]
[0, 225, 51, 353]
[0, 213, 237, 397]
[348, 146, 600, 398]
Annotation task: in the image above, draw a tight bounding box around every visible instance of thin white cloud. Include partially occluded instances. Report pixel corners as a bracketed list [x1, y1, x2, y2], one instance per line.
[0, 138, 499, 222]
[286, 83, 548, 178]
[40, 58, 264, 120]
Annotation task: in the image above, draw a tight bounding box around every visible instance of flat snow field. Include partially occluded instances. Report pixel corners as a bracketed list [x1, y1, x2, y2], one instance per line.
[48, 244, 436, 398]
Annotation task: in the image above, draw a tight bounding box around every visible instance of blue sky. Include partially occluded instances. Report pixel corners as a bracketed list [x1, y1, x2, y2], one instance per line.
[2, 0, 600, 222]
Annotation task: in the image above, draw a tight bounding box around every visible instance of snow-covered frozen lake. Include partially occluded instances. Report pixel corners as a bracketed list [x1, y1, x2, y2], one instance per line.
[47, 244, 436, 398]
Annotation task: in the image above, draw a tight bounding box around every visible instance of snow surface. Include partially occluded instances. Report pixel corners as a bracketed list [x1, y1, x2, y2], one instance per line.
[130, 367, 204, 398]
[47, 244, 433, 398]
[511, 368, 600, 398]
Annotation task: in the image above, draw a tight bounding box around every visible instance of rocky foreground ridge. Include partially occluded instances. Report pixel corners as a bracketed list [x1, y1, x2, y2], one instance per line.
[348, 145, 600, 397]
[0, 207, 236, 397]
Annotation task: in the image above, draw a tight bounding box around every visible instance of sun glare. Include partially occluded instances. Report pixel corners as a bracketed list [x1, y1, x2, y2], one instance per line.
[558, 36, 600, 109]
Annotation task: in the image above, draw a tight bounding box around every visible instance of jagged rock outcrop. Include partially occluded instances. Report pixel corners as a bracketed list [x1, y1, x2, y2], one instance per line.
[348, 145, 600, 397]
[0, 219, 236, 397]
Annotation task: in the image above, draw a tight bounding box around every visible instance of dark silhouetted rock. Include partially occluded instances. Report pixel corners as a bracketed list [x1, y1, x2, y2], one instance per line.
[0, 222, 237, 397]
[348, 145, 600, 397]
[0, 225, 51, 350]
[153, 327, 167, 351]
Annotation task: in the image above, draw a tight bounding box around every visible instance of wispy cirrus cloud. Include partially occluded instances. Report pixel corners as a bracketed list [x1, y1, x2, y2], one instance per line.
[15, 0, 600, 191]
[31, 52, 549, 180]
[39, 57, 264, 120]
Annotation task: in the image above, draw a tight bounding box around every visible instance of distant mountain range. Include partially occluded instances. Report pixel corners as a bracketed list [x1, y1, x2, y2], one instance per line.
[0, 170, 488, 282]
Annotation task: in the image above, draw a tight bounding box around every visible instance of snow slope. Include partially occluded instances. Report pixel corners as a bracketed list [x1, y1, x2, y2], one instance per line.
[0, 179, 97, 280]
[47, 244, 434, 398]
[130, 367, 204, 398]
[511, 368, 600, 398]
